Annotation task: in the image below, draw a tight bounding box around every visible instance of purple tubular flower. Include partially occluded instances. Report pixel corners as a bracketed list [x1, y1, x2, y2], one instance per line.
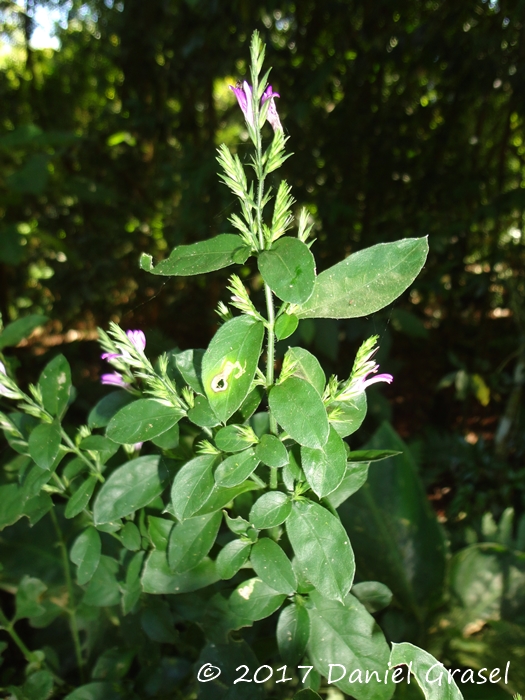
[261, 85, 282, 132]
[101, 372, 128, 388]
[229, 81, 255, 128]
[361, 372, 394, 390]
[126, 330, 146, 352]
[101, 352, 120, 361]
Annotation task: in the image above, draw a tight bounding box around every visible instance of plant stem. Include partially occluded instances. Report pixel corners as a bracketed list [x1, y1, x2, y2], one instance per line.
[49, 509, 85, 683]
[0, 607, 39, 664]
[255, 120, 278, 441]
[60, 428, 103, 481]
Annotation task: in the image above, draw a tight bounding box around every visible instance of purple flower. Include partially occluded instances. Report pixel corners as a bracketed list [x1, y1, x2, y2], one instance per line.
[229, 81, 255, 128]
[230, 81, 283, 132]
[261, 85, 282, 132]
[359, 371, 394, 390]
[101, 372, 128, 388]
[101, 352, 120, 361]
[126, 329, 146, 352]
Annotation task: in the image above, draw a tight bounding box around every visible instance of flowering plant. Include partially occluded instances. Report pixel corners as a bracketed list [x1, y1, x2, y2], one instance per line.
[0, 31, 460, 700]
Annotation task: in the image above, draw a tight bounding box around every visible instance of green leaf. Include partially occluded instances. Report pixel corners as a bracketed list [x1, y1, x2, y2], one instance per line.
[121, 551, 144, 615]
[14, 576, 46, 621]
[296, 237, 429, 319]
[187, 395, 221, 427]
[216, 539, 251, 579]
[151, 422, 179, 449]
[449, 543, 525, 626]
[293, 691, 322, 700]
[258, 238, 316, 304]
[275, 313, 299, 340]
[328, 393, 367, 438]
[301, 425, 347, 498]
[389, 642, 463, 699]
[269, 377, 329, 449]
[168, 511, 222, 573]
[148, 516, 174, 551]
[351, 581, 393, 613]
[65, 475, 98, 519]
[215, 424, 256, 453]
[70, 527, 101, 586]
[287, 499, 355, 602]
[120, 522, 141, 551]
[82, 555, 120, 606]
[347, 449, 402, 462]
[93, 455, 167, 525]
[143, 234, 250, 276]
[307, 590, 394, 700]
[39, 354, 71, 418]
[251, 538, 296, 594]
[106, 398, 183, 444]
[193, 481, 262, 516]
[285, 346, 326, 395]
[79, 435, 119, 464]
[277, 603, 310, 665]
[172, 348, 205, 394]
[170, 454, 216, 521]
[202, 316, 265, 423]
[141, 552, 219, 594]
[338, 422, 447, 619]
[229, 577, 286, 621]
[214, 449, 259, 487]
[327, 463, 370, 508]
[63, 681, 125, 700]
[21, 669, 54, 700]
[0, 315, 48, 350]
[28, 421, 62, 470]
[249, 491, 292, 529]
[224, 511, 251, 535]
[255, 434, 288, 468]
[88, 391, 135, 429]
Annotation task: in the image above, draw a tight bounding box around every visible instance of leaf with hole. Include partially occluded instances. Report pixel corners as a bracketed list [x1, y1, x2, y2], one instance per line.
[202, 316, 264, 423]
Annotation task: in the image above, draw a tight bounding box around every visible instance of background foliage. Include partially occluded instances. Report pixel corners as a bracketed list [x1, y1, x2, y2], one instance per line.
[1, 0, 525, 697]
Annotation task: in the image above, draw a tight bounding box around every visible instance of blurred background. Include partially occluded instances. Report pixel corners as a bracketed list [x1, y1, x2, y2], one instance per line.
[1, 2, 525, 681]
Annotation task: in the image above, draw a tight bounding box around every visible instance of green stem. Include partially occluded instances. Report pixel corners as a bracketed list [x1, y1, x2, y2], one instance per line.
[60, 428, 102, 481]
[0, 607, 39, 664]
[49, 509, 85, 683]
[255, 115, 278, 438]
